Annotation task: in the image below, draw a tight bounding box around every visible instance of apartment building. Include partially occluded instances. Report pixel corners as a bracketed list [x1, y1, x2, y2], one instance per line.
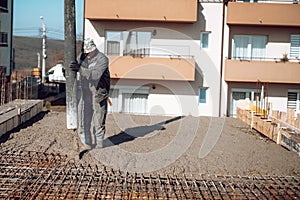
[84, 0, 227, 116]
[0, 0, 13, 76]
[225, 0, 300, 116]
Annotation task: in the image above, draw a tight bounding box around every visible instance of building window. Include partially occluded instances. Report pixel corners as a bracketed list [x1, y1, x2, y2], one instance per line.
[105, 31, 151, 57]
[0, 0, 8, 10]
[287, 91, 300, 113]
[200, 32, 210, 49]
[290, 34, 300, 59]
[122, 93, 148, 114]
[107, 41, 120, 56]
[108, 86, 150, 114]
[0, 32, 8, 47]
[199, 88, 207, 104]
[232, 35, 267, 60]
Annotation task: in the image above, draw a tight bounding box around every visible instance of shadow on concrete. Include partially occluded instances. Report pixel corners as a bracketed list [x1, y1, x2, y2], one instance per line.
[104, 116, 184, 147]
[78, 116, 185, 159]
[79, 149, 89, 159]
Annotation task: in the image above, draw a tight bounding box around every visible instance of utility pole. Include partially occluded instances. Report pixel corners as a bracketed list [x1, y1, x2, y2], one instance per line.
[64, 0, 77, 129]
[37, 53, 40, 69]
[40, 16, 47, 84]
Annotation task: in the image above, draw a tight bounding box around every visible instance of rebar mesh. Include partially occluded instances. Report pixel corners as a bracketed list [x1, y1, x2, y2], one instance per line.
[0, 150, 299, 199]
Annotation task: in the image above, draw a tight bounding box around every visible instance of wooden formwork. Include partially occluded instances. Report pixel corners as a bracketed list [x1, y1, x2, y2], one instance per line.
[0, 99, 43, 137]
[237, 105, 300, 156]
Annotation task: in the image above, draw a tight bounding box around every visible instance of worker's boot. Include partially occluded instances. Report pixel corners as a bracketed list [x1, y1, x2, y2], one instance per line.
[95, 127, 105, 148]
[78, 131, 92, 149]
[96, 139, 103, 148]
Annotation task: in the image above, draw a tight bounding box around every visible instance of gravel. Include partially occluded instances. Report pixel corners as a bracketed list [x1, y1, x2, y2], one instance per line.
[1, 110, 299, 178]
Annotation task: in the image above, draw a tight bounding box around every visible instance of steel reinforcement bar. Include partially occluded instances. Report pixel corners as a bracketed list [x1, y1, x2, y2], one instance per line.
[0, 150, 299, 199]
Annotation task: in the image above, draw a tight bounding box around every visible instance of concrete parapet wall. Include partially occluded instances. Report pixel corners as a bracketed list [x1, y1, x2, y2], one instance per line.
[0, 100, 43, 137]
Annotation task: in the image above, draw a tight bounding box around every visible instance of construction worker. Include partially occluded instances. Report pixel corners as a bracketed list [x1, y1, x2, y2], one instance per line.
[71, 38, 110, 148]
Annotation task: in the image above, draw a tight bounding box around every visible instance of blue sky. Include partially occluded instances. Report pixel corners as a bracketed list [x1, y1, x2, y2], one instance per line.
[13, 0, 84, 40]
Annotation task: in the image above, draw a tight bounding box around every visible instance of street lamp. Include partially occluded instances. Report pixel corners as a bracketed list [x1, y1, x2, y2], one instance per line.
[40, 16, 47, 84]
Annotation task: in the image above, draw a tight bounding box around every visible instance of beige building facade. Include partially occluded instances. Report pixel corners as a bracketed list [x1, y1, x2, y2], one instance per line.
[225, 1, 300, 116]
[84, 0, 300, 117]
[84, 0, 226, 116]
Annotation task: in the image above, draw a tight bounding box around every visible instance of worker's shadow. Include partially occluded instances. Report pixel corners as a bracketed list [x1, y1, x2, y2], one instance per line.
[79, 116, 184, 158]
[103, 116, 184, 148]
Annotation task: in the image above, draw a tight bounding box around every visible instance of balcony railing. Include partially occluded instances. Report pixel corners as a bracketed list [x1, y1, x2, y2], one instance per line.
[0, 32, 8, 46]
[235, 0, 299, 3]
[229, 56, 300, 63]
[123, 48, 150, 57]
[107, 48, 194, 59]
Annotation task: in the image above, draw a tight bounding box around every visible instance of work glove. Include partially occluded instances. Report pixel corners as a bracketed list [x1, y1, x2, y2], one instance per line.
[70, 61, 80, 72]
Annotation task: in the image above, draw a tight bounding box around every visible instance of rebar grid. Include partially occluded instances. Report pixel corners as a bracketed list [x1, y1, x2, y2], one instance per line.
[0, 150, 299, 199]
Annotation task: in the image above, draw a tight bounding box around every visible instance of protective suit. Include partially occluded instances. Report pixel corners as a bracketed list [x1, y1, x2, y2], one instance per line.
[77, 39, 110, 148]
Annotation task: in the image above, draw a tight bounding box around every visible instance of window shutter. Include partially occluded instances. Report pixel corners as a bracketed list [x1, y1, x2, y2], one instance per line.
[287, 92, 297, 110]
[290, 34, 300, 59]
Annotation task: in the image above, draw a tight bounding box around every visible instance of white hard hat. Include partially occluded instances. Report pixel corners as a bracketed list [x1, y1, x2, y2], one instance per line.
[83, 38, 97, 53]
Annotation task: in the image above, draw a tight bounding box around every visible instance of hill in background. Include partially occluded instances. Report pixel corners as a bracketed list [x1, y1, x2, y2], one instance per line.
[13, 36, 82, 71]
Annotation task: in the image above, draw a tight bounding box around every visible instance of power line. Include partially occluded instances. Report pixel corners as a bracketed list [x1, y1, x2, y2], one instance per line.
[13, 27, 40, 30]
[13, 27, 63, 40]
[13, 26, 82, 40]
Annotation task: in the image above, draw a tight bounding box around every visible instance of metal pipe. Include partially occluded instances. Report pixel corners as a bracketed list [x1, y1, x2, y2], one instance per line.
[219, 2, 226, 117]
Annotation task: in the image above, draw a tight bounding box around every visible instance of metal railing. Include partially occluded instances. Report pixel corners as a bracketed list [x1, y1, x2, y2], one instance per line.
[227, 56, 300, 63]
[108, 48, 194, 59]
[234, 0, 299, 3]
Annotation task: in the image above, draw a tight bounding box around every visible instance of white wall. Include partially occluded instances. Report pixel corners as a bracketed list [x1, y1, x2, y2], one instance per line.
[84, 19, 105, 52]
[268, 97, 288, 112]
[148, 94, 183, 116]
[196, 3, 227, 116]
[266, 43, 290, 60]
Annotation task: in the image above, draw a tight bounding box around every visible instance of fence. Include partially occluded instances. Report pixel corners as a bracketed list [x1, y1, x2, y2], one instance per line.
[0, 70, 40, 106]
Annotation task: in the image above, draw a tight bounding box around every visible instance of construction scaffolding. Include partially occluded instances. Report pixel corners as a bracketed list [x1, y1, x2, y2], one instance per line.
[0, 149, 299, 199]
